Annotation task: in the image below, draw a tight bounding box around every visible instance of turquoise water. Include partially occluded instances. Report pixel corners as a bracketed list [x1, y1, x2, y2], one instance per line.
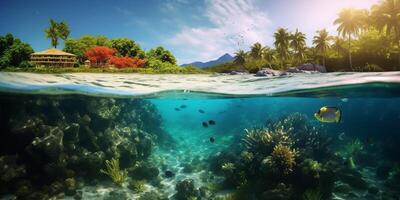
[1, 73, 400, 199]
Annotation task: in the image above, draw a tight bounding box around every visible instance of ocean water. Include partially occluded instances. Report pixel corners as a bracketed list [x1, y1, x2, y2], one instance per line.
[0, 72, 400, 200]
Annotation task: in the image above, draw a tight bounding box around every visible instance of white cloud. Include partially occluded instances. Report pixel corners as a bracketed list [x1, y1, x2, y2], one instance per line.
[168, 0, 271, 63]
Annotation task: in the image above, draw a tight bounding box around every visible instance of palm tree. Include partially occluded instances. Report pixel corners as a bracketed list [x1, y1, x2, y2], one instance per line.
[290, 29, 307, 64]
[274, 28, 291, 69]
[332, 36, 346, 57]
[250, 42, 264, 60]
[371, 0, 400, 67]
[45, 19, 59, 48]
[313, 29, 332, 66]
[334, 8, 364, 70]
[262, 47, 276, 68]
[234, 50, 247, 65]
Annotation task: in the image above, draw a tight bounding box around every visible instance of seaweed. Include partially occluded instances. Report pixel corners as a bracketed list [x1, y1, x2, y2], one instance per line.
[100, 158, 127, 186]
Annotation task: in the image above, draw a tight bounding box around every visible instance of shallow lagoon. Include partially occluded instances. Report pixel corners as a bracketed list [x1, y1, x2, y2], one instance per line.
[1, 72, 400, 200]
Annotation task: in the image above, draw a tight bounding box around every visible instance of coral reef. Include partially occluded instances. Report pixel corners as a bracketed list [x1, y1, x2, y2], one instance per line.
[0, 94, 168, 198]
[209, 113, 335, 199]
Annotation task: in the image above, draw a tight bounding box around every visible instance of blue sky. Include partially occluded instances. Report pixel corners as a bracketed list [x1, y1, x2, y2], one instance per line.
[0, 0, 378, 64]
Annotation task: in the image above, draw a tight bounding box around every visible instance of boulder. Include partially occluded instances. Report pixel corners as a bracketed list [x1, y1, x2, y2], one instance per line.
[255, 68, 288, 77]
[229, 70, 248, 75]
[293, 63, 327, 73]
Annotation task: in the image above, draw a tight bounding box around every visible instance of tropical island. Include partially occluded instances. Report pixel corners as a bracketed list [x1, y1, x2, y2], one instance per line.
[1, 0, 399, 74]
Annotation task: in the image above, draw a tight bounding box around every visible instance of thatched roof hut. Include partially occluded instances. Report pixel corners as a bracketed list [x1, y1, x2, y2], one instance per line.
[30, 48, 77, 67]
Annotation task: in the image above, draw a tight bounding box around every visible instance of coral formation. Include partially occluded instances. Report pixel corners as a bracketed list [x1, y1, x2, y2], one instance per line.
[0, 95, 168, 198]
[128, 179, 146, 193]
[265, 144, 297, 176]
[101, 158, 128, 186]
[209, 113, 335, 199]
[175, 179, 198, 200]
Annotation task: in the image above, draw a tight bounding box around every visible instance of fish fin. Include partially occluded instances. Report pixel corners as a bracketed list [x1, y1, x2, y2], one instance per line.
[335, 109, 341, 123]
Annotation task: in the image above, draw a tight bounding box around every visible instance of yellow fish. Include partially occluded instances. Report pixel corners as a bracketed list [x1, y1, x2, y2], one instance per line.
[314, 106, 341, 123]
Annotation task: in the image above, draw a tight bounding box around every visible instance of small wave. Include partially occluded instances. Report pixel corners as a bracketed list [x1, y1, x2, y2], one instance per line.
[0, 72, 399, 98]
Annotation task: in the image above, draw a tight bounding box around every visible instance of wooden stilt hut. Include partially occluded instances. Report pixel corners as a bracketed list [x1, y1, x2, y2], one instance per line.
[30, 48, 77, 67]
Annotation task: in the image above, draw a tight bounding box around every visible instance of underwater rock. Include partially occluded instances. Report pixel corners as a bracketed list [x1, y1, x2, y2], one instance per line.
[48, 181, 64, 196]
[128, 162, 159, 181]
[0, 155, 26, 183]
[63, 123, 80, 143]
[64, 177, 77, 196]
[198, 186, 212, 199]
[368, 185, 379, 194]
[182, 163, 195, 173]
[334, 182, 352, 194]
[261, 183, 293, 200]
[338, 170, 368, 190]
[104, 190, 128, 200]
[139, 191, 166, 200]
[175, 179, 198, 200]
[28, 125, 64, 161]
[376, 162, 392, 179]
[87, 99, 121, 119]
[14, 180, 33, 199]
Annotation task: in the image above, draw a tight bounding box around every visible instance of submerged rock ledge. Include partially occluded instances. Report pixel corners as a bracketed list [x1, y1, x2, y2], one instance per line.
[0, 72, 399, 97]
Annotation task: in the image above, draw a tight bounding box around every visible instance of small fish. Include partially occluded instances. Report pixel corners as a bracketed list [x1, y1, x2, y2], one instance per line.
[209, 137, 215, 143]
[208, 120, 216, 125]
[180, 105, 187, 109]
[164, 170, 175, 178]
[198, 109, 205, 114]
[202, 122, 208, 128]
[314, 106, 341, 123]
[175, 108, 181, 111]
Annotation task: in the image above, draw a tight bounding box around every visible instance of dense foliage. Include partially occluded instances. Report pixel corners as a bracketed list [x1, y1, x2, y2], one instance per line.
[84, 46, 116, 65]
[207, 0, 400, 73]
[146, 46, 177, 65]
[64, 35, 111, 62]
[109, 56, 145, 68]
[110, 38, 145, 58]
[62, 35, 189, 72]
[0, 33, 33, 69]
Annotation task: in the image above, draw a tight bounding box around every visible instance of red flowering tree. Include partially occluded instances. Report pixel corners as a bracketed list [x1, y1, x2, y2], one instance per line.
[84, 46, 116, 67]
[109, 56, 145, 68]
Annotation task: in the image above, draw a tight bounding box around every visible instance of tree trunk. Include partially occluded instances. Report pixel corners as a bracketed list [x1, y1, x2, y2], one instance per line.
[398, 40, 400, 70]
[348, 34, 353, 71]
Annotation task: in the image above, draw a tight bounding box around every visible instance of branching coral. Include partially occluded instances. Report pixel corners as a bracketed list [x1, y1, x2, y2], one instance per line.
[339, 139, 364, 168]
[100, 158, 127, 186]
[243, 127, 293, 156]
[265, 144, 297, 176]
[128, 180, 146, 193]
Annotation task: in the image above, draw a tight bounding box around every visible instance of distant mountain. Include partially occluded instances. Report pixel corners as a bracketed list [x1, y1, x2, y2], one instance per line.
[181, 53, 233, 68]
